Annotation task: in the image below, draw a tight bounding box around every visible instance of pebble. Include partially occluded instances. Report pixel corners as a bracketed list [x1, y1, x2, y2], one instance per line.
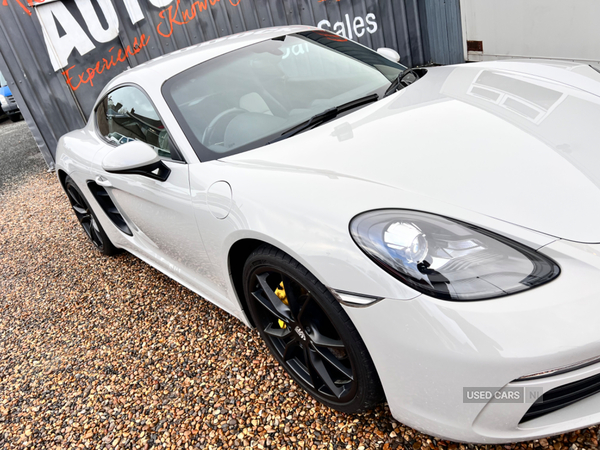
[0, 172, 598, 449]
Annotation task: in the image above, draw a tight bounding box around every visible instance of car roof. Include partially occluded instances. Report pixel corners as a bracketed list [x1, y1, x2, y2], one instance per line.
[103, 25, 316, 94]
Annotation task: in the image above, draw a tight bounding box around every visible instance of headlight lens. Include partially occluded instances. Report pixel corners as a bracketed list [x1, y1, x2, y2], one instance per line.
[0, 95, 6, 107]
[350, 210, 560, 301]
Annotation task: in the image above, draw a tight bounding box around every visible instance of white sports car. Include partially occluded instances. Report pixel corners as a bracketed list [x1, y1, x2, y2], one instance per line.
[55, 25, 600, 444]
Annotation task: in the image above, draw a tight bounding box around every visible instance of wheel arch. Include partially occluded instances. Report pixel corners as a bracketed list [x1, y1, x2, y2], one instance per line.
[228, 236, 329, 328]
[226, 229, 363, 329]
[57, 169, 68, 190]
[228, 238, 266, 328]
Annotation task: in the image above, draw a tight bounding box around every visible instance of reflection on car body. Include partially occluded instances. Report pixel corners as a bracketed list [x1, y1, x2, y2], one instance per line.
[55, 26, 600, 444]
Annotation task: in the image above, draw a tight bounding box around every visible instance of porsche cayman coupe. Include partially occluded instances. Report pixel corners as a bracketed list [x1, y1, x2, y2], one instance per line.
[56, 26, 600, 443]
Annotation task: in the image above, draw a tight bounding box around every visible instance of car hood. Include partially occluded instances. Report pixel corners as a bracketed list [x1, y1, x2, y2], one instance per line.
[224, 60, 600, 243]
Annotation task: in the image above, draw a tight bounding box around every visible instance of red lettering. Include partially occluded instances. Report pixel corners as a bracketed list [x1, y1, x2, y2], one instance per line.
[2, 0, 46, 15]
[62, 33, 151, 92]
[11, 0, 32, 15]
[77, 72, 86, 86]
[94, 60, 104, 76]
[157, 0, 240, 38]
[157, 0, 186, 38]
[62, 65, 82, 91]
[85, 67, 96, 87]
[181, 5, 196, 22]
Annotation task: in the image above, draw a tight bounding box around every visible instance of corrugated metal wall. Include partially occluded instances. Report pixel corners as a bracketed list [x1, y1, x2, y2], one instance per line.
[0, 0, 463, 167]
[117, 0, 430, 69]
[420, 0, 464, 65]
[0, 1, 86, 168]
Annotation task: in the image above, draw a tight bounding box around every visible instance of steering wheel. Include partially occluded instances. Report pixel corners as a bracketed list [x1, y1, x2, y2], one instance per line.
[201, 108, 246, 147]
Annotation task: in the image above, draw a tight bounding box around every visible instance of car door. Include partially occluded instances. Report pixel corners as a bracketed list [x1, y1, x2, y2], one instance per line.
[89, 85, 212, 290]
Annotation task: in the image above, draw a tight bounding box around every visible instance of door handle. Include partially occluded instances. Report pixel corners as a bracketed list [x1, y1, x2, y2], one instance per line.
[95, 176, 112, 187]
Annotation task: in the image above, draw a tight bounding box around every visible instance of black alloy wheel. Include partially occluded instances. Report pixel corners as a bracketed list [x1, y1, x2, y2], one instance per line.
[64, 175, 117, 256]
[243, 244, 383, 413]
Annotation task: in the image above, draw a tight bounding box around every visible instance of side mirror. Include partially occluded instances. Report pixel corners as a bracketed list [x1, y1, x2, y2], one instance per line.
[102, 140, 171, 182]
[377, 47, 401, 63]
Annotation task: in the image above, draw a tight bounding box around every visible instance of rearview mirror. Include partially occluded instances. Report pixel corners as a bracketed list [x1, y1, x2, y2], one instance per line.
[102, 140, 171, 182]
[377, 47, 401, 63]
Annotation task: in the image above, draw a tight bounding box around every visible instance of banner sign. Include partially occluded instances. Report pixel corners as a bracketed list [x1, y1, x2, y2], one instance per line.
[29, 0, 397, 97]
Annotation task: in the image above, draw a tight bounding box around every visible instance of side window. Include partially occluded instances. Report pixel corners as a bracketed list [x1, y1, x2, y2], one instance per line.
[96, 86, 174, 160]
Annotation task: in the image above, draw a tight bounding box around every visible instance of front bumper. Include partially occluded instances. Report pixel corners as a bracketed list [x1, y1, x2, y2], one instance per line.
[343, 239, 600, 443]
[2, 95, 19, 115]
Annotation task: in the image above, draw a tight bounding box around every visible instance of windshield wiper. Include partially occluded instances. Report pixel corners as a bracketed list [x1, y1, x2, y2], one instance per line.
[269, 93, 379, 144]
[384, 68, 424, 97]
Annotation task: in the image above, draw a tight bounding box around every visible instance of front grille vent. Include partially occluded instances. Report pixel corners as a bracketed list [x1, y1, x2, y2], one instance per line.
[520, 372, 600, 423]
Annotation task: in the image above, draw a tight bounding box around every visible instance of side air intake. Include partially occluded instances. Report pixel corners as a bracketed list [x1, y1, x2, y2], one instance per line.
[87, 181, 132, 236]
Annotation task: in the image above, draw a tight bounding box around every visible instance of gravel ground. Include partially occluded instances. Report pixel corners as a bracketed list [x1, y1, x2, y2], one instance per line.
[0, 132, 599, 449]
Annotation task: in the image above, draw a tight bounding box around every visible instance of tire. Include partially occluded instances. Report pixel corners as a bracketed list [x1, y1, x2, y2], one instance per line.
[9, 113, 21, 122]
[64, 175, 118, 256]
[243, 244, 384, 413]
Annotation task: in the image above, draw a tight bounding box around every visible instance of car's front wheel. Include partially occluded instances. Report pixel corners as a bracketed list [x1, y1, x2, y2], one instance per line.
[243, 244, 384, 413]
[64, 175, 117, 256]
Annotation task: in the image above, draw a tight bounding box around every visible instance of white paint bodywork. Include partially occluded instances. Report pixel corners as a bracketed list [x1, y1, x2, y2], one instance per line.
[101, 140, 160, 171]
[55, 26, 600, 443]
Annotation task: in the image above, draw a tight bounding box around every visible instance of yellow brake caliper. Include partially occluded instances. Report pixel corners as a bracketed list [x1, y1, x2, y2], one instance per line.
[274, 281, 289, 329]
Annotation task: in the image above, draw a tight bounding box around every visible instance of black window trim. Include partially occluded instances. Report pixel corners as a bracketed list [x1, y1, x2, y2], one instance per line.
[93, 82, 186, 164]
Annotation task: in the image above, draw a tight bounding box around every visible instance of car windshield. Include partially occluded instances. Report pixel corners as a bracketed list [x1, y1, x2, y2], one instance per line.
[162, 30, 406, 161]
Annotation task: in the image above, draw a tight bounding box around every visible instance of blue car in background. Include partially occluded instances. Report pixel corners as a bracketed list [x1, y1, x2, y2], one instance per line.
[0, 71, 22, 122]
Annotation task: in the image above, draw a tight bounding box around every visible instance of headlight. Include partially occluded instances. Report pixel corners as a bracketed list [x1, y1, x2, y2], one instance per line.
[0, 95, 6, 107]
[350, 210, 560, 301]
